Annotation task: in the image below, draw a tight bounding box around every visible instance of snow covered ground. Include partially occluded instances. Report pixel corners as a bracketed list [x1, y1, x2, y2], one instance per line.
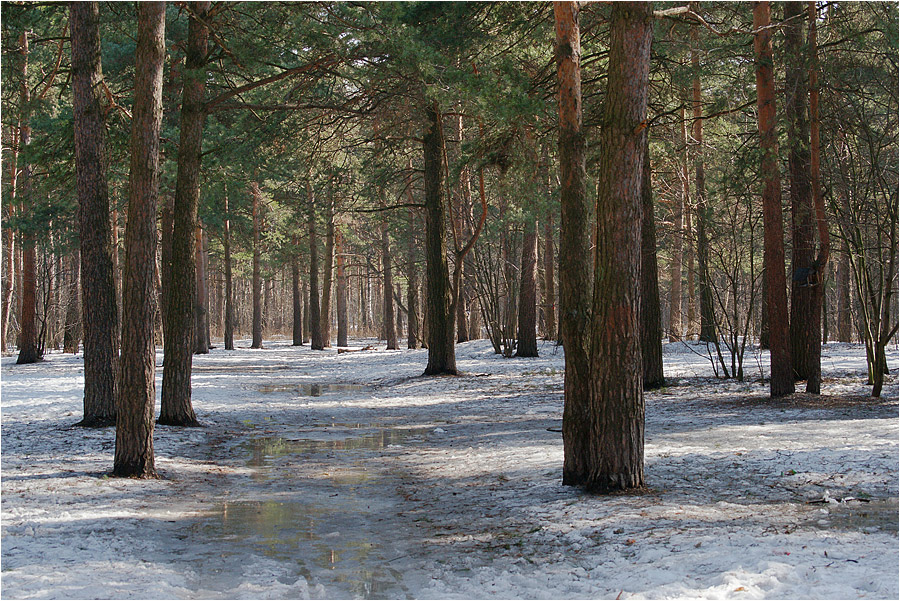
[1, 337, 897, 599]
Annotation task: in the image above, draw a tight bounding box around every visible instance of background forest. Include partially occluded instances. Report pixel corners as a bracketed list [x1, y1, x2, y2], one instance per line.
[1, 1, 897, 388]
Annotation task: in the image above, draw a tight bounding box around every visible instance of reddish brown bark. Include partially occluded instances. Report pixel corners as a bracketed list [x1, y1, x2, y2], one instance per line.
[114, 1, 165, 478]
[70, 2, 119, 424]
[555, 1, 593, 486]
[754, 1, 794, 397]
[160, 0, 210, 427]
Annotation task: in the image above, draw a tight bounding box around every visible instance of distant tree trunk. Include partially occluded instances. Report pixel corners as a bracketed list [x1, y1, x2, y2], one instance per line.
[759, 268, 770, 349]
[542, 217, 556, 341]
[555, 1, 594, 487]
[585, 1, 651, 493]
[308, 183, 324, 350]
[70, 3, 119, 426]
[223, 191, 234, 350]
[754, 0, 794, 398]
[406, 209, 420, 349]
[115, 1, 164, 478]
[160, 0, 209, 427]
[336, 228, 348, 347]
[194, 223, 210, 353]
[2, 106, 20, 353]
[685, 196, 696, 335]
[320, 194, 335, 348]
[63, 251, 82, 353]
[251, 182, 263, 349]
[691, 13, 716, 344]
[292, 252, 303, 346]
[640, 133, 664, 389]
[423, 101, 457, 375]
[669, 105, 688, 341]
[836, 251, 851, 342]
[455, 115, 472, 344]
[381, 220, 398, 349]
[516, 219, 539, 357]
[112, 207, 121, 342]
[302, 281, 310, 343]
[160, 194, 173, 336]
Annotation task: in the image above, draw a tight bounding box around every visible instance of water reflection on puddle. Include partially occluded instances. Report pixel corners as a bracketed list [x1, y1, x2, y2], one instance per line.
[806, 498, 899, 533]
[258, 383, 370, 396]
[243, 427, 429, 464]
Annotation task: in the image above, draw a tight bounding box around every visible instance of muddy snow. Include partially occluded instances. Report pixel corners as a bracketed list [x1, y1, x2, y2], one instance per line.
[1, 338, 897, 599]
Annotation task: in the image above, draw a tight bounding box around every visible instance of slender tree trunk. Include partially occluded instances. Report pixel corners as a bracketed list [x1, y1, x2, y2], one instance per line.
[115, 1, 165, 478]
[381, 220, 398, 349]
[160, 194, 173, 337]
[320, 194, 335, 348]
[407, 209, 420, 349]
[423, 101, 457, 375]
[302, 281, 310, 343]
[669, 105, 688, 341]
[2, 120, 19, 352]
[556, 1, 594, 487]
[516, 219, 539, 357]
[70, 3, 119, 425]
[194, 223, 210, 353]
[691, 12, 716, 344]
[585, 1, 651, 493]
[754, 0, 794, 398]
[251, 182, 263, 348]
[160, 0, 209, 427]
[308, 182, 324, 350]
[685, 196, 696, 335]
[223, 191, 234, 350]
[63, 251, 82, 353]
[336, 229, 348, 347]
[641, 133, 664, 389]
[836, 250, 851, 342]
[455, 115, 473, 344]
[542, 216, 557, 341]
[292, 252, 303, 346]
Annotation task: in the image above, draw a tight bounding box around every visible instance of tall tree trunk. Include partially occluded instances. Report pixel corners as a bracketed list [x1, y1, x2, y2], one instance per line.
[115, 1, 165, 478]
[302, 281, 310, 343]
[423, 101, 457, 375]
[251, 182, 263, 349]
[836, 250, 851, 342]
[308, 182, 324, 350]
[160, 0, 209, 427]
[516, 219, 539, 357]
[556, 1, 594, 487]
[641, 133, 664, 389]
[70, 3, 119, 425]
[320, 194, 335, 348]
[585, 1, 651, 493]
[223, 191, 234, 350]
[785, 0, 817, 386]
[194, 223, 210, 353]
[160, 194, 173, 337]
[669, 105, 688, 341]
[754, 0, 794, 398]
[63, 251, 82, 353]
[691, 12, 716, 344]
[685, 195, 696, 335]
[381, 220, 398, 349]
[2, 110, 20, 352]
[455, 114, 472, 344]
[336, 228, 349, 347]
[292, 252, 303, 346]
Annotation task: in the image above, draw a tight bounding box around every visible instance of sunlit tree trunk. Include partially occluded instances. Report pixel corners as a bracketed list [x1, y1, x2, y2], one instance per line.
[70, 3, 119, 425]
[669, 105, 688, 341]
[115, 1, 165, 478]
[160, 0, 210, 426]
[754, 0, 794, 398]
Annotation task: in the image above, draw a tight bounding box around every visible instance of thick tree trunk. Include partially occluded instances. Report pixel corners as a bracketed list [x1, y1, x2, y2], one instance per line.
[754, 0, 794, 398]
[640, 133, 664, 389]
[308, 183, 324, 350]
[292, 252, 303, 346]
[160, 0, 209, 427]
[251, 183, 263, 348]
[555, 1, 594, 487]
[194, 223, 210, 353]
[63, 251, 82, 353]
[669, 105, 688, 341]
[423, 101, 457, 375]
[785, 0, 818, 388]
[585, 1, 651, 493]
[70, 3, 118, 425]
[114, 1, 165, 478]
[223, 192, 234, 350]
[381, 221, 398, 349]
[691, 14, 716, 344]
[320, 195, 335, 348]
[516, 219, 539, 357]
[336, 229, 348, 346]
